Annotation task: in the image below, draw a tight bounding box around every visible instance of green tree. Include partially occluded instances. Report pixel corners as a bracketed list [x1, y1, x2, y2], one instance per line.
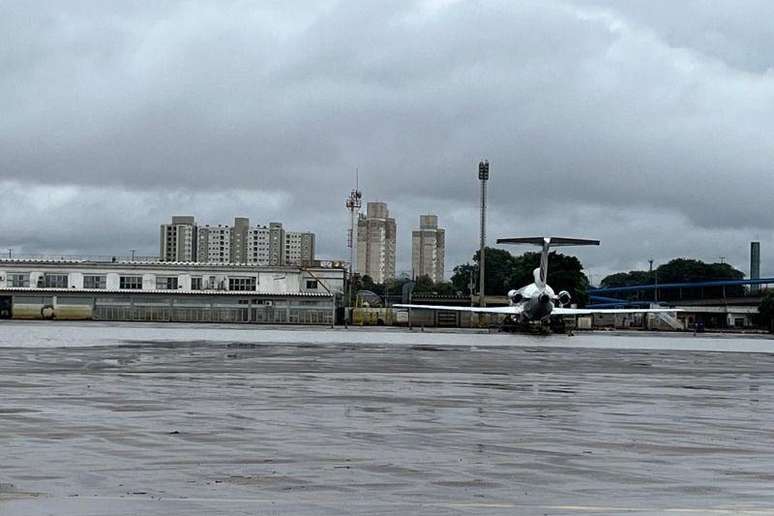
[656, 259, 743, 283]
[600, 259, 746, 302]
[433, 281, 458, 296]
[451, 263, 476, 294]
[599, 270, 658, 302]
[361, 274, 377, 292]
[600, 271, 653, 288]
[387, 276, 412, 293]
[471, 247, 519, 296]
[413, 274, 435, 293]
[657, 259, 744, 300]
[412, 276, 459, 296]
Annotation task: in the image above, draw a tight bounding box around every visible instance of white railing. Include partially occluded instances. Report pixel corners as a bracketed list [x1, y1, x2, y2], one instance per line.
[652, 311, 684, 330]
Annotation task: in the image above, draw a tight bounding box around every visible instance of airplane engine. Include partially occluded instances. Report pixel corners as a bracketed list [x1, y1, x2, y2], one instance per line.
[538, 293, 551, 305]
[558, 290, 571, 306]
[508, 290, 523, 303]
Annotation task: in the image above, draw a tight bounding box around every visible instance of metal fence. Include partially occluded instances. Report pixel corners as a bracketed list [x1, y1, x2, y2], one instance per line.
[93, 303, 332, 325]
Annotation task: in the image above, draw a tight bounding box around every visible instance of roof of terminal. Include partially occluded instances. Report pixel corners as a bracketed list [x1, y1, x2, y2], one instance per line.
[0, 258, 345, 271]
[0, 287, 334, 297]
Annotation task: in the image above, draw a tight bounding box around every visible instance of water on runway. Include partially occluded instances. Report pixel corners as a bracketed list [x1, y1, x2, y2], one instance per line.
[1, 321, 774, 515]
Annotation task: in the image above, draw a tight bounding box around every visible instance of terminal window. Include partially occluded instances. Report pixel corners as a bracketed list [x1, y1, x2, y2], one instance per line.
[83, 275, 107, 289]
[229, 277, 256, 291]
[190, 277, 203, 290]
[43, 274, 68, 288]
[8, 273, 29, 288]
[156, 276, 178, 290]
[306, 280, 318, 289]
[120, 276, 143, 289]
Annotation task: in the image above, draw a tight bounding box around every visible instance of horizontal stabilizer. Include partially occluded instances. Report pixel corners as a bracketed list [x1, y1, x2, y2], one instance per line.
[392, 304, 523, 315]
[552, 307, 681, 315]
[496, 237, 600, 247]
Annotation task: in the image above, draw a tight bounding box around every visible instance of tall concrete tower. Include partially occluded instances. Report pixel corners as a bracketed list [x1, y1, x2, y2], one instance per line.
[412, 215, 445, 283]
[230, 217, 250, 264]
[357, 202, 396, 284]
[751, 241, 761, 294]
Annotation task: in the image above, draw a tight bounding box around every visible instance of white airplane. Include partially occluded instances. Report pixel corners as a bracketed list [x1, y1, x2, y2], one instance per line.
[394, 237, 679, 331]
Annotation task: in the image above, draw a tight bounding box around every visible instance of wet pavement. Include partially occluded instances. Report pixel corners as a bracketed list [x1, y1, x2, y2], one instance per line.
[2, 322, 774, 515]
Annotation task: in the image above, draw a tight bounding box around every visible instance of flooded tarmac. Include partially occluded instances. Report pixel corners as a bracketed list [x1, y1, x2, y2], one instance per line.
[2, 321, 774, 515]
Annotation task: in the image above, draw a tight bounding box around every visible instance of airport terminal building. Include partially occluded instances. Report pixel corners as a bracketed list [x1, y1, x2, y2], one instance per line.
[0, 259, 345, 325]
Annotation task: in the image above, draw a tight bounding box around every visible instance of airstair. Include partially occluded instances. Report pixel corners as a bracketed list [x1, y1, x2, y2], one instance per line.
[650, 311, 684, 331]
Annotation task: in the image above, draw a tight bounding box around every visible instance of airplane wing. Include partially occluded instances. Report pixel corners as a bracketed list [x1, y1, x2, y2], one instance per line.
[552, 307, 681, 315]
[392, 304, 523, 315]
[496, 237, 600, 247]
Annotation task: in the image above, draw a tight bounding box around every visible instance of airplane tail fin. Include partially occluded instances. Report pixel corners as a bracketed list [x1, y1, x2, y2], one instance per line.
[496, 237, 599, 289]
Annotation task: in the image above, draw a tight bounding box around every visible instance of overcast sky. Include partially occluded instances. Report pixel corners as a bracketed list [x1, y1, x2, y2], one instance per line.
[3, 0, 774, 282]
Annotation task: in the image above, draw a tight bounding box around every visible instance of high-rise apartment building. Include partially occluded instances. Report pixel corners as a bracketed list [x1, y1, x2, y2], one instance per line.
[285, 231, 316, 266]
[356, 202, 396, 283]
[160, 216, 197, 262]
[246, 225, 272, 265]
[196, 224, 231, 263]
[161, 217, 314, 265]
[230, 217, 250, 264]
[411, 214, 445, 283]
[268, 223, 285, 266]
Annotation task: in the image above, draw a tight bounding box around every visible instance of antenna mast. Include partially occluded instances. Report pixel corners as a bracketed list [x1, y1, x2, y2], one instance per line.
[345, 169, 363, 302]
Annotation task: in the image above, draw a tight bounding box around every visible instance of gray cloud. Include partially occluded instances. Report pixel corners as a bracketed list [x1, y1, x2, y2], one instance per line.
[2, 0, 773, 280]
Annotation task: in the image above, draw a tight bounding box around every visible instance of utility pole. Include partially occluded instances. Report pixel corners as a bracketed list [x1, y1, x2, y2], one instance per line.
[384, 280, 390, 308]
[469, 268, 475, 307]
[648, 258, 654, 303]
[478, 159, 489, 307]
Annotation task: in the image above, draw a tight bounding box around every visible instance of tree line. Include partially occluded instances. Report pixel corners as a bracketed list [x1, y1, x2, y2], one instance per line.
[350, 250, 774, 332]
[351, 246, 590, 305]
[351, 249, 751, 309]
[600, 258, 745, 301]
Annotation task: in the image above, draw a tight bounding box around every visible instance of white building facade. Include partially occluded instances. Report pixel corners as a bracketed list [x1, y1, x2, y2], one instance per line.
[0, 259, 345, 325]
[356, 202, 396, 283]
[285, 231, 316, 266]
[160, 216, 197, 262]
[196, 225, 232, 263]
[411, 215, 445, 283]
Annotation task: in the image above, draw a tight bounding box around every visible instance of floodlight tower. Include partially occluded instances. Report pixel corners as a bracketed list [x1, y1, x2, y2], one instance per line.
[478, 159, 490, 307]
[345, 171, 363, 305]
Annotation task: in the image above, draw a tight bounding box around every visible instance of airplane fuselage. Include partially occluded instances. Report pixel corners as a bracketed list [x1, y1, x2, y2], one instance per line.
[513, 283, 556, 322]
[507, 267, 570, 323]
